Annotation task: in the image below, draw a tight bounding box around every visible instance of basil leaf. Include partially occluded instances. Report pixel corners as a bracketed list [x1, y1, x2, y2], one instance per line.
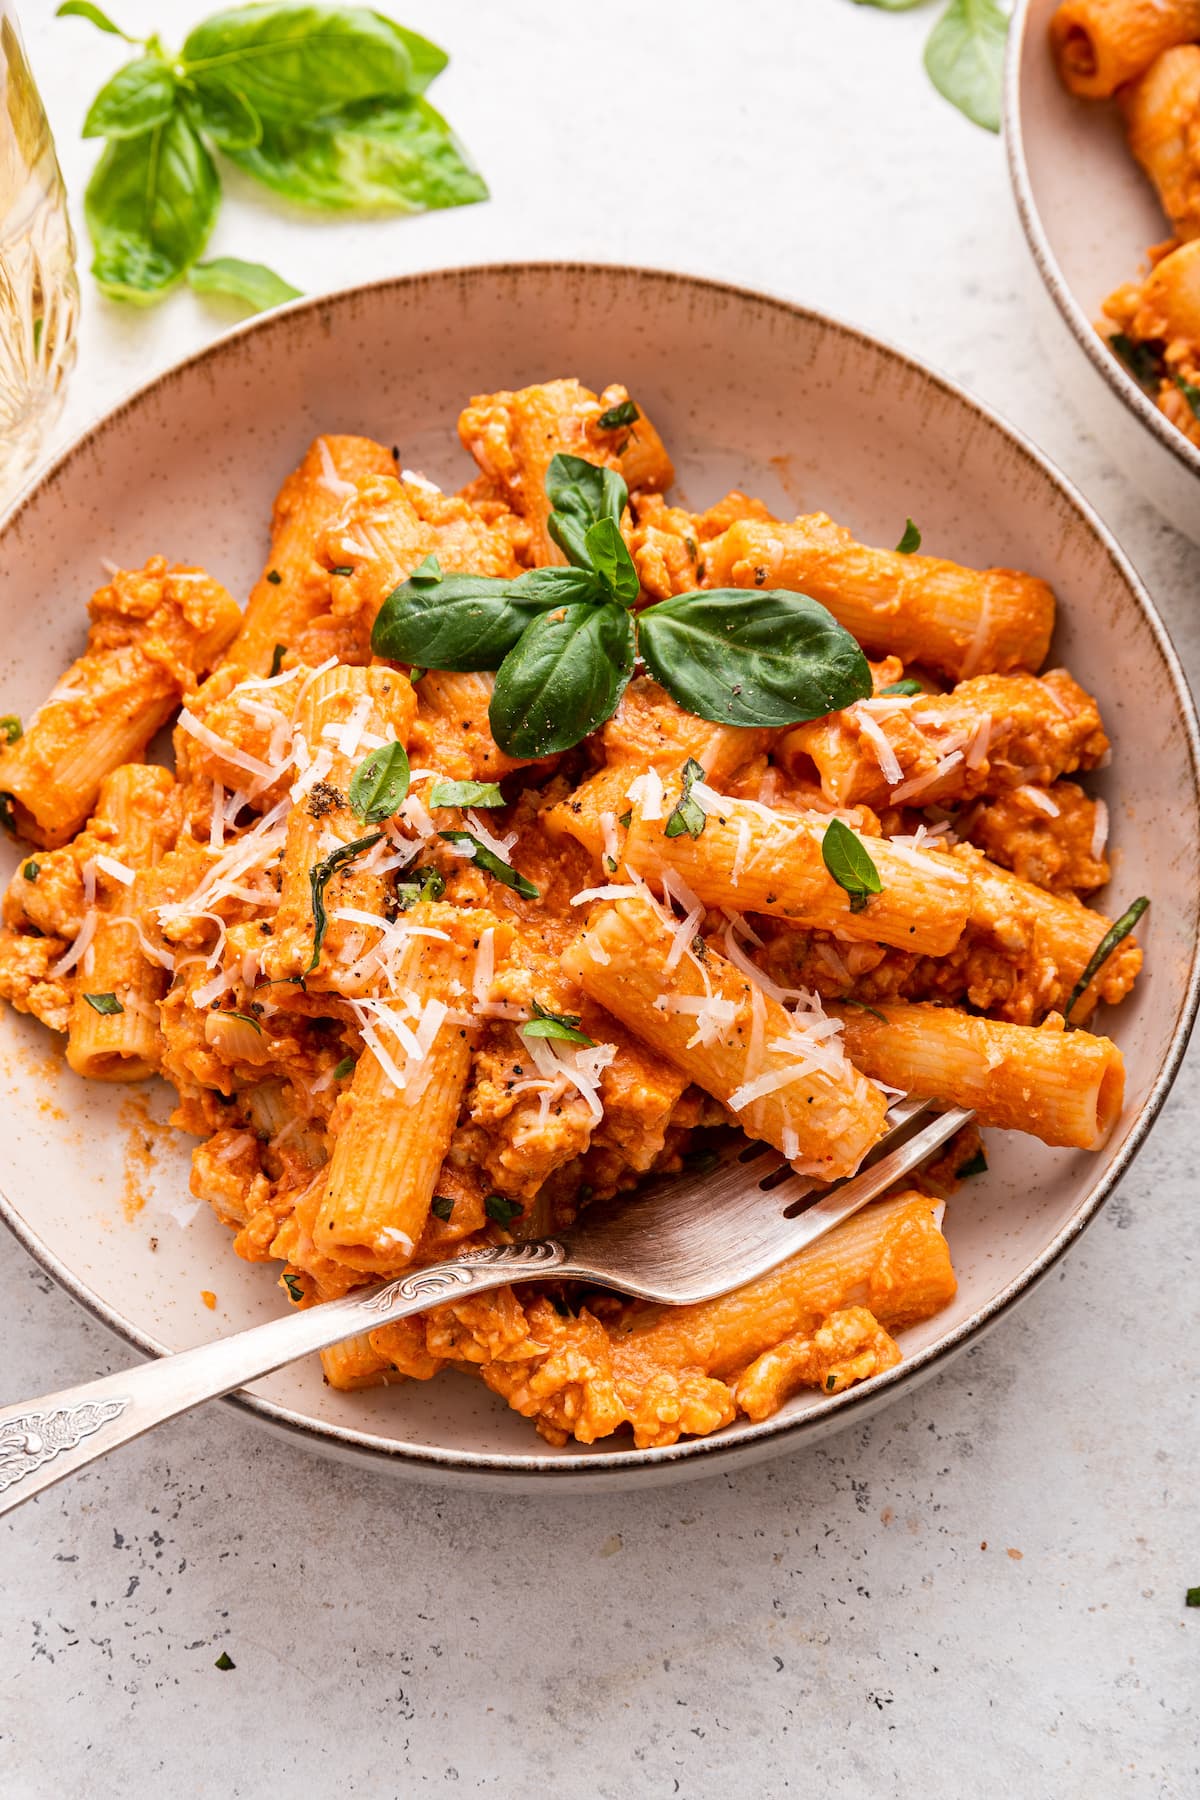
[0, 715, 21, 743]
[349, 741, 410, 823]
[223, 1010, 263, 1033]
[23, 861, 39, 882]
[394, 866, 445, 908]
[584, 516, 640, 605]
[510, 566, 609, 606]
[639, 589, 872, 728]
[596, 399, 639, 430]
[187, 256, 300, 311]
[85, 108, 220, 302]
[428, 779, 504, 809]
[191, 80, 263, 151]
[821, 818, 883, 913]
[545, 453, 627, 569]
[214, 1651, 236, 1671]
[488, 603, 635, 758]
[923, 0, 1007, 133]
[838, 996, 888, 1023]
[332, 1054, 356, 1080]
[1063, 897, 1149, 1025]
[222, 96, 487, 213]
[307, 831, 382, 970]
[895, 518, 922, 554]
[408, 552, 441, 585]
[438, 830, 539, 900]
[377, 20, 449, 93]
[1110, 333, 1166, 389]
[56, 1, 138, 40]
[1174, 373, 1200, 421]
[664, 757, 708, 840]
[484, 1193, 524, 1225]
[83, 992, 124, 1015]
[83, 55, 176, 139]
[879, 678, 923, 697]
[269, 643, 287, 676]
[430, 1193, 455, 1221]
[282, 1271, 304, 1301]
[521, 1001, 595, 1047]
[182, 5, 413, 122]
[371, 570, 556, 671]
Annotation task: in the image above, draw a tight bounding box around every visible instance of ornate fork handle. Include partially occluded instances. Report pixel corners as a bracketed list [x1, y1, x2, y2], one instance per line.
[0, 1241, 567, 1518]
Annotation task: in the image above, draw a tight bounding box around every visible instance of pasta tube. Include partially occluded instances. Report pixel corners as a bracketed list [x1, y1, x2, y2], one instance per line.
[1121, 45, 1200, 240]
[458, 379, 673, 564]
[222, 434, 394, 676]
[703, 513, 1055, 679]
[316, 932, 475, 1273]
[66, 764, 180, 1080]
[828, 999, 1125, 1149]
[258, 662, 417, 985]
[1050, 0, 1200, 99]
[780, 670, 1107, 809]
[562, 894, 888, 1179]
[0, 559, 240, 847]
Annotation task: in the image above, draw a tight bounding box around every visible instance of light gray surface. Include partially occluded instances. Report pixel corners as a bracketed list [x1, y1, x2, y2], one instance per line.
[2, 2, 1198, 1795]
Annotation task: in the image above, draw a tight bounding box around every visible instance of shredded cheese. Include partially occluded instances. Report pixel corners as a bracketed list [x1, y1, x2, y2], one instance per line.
[855, 708, 905, 787]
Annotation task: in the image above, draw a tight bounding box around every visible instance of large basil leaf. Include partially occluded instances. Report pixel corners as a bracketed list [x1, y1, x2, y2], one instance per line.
[545, 453, 627, 569]
[378, 19, 449, 92]
[489, 603, 635, 758]
[188, 256, 300, 311]
[190, 81, 264, 151]
[371, 571, 555, 671]
[638, 589, 872, 727]
[923, 0, 1007, 132]
[85, 108, 220, 302]
[584, 516, 640, 605]
[182, 5, 412, 122]
[222, 95, 487, 212]
[83, 55, 177, 139]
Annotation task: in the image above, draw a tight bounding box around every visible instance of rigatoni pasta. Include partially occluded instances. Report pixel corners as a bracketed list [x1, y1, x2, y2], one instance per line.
[0, 372, 1145, 1450]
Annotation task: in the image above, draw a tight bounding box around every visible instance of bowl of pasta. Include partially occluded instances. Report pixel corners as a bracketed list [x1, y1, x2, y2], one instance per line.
[0, 262, 1197, 1488]
[1006, 0, 1200, 543]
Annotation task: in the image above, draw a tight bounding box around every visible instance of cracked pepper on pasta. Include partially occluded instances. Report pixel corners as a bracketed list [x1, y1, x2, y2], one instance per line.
[0, 377, 1142, 1448]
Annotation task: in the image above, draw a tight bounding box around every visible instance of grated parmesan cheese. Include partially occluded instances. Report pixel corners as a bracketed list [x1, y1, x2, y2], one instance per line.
[1090, 797, 1109, 861]
[855, 708, 905, 787]
[1018, 784, 1060, 817]
[94, 853, 135, 886]
[316, 437, 357, 500]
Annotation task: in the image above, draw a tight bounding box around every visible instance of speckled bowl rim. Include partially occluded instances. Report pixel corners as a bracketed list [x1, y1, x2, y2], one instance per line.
[1004, 0, 1200, 488]
[2, 260, 1198, 1483]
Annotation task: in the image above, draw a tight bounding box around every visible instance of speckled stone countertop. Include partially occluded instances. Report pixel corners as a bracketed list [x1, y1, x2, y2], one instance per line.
[2, 3, 1198, 1794]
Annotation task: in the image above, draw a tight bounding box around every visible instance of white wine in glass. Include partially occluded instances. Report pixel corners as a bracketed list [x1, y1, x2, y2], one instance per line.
[0, 4, 77, 490]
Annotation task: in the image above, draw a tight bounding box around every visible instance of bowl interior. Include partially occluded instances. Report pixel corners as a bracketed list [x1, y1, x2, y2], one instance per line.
[1, 264, 1197, 1478]
[1010, 0, 1200, 479]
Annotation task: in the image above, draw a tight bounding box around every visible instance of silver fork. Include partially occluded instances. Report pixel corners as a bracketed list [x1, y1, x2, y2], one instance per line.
[0, 1098, 972, 1513]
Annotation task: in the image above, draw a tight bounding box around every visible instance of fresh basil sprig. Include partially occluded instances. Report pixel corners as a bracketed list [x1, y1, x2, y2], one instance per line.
[1063, 897, 1149, 1025]
[521, 1001, 596, 1047]
[821, 818, 883, 913]
[59, 2, 486, 306]
[372, 455, 872, 757]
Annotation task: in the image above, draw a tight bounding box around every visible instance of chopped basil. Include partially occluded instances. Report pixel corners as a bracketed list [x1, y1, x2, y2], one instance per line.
[307, 832, 383, 970]
[349, 740, 411, 824]
[332, 1054, 356, 1080]
[407, 552, 442, 585]
[955, 1146, 988, 1179]
[408, 667, 426, 685]
[214, 1651, 235, 1671]
[83, 991, 124, 1015]
[329, 565, 355, 577]
[879, 678, 922, 697]
[23, 861, 39, 882]
[1173, 373, 1200, 422]
[821, 818, 883, 913]
[0, 714, 22, 743]
[597, 399, 639, 430]
[266, 569, 282, 586]
[825, 1374, 837, 1391]
[430, 1194, 455, 1221]
[484, 1193, 524, 1225]
[428, 778, 504, 809]
[282, 1271, 303, 1302]
[269, 643, 287, 676]
[664, 756, 708, 840]
[1063, 897, 1149, 1024]
[438, 830, 539, 899]
[394, 866, 446, 909]
[521, 1000, 595, 1047]
[1186, 1587, 1200, 1608]
[0, 794, 14, 833]
[618, 809, 632, 830]
[895, 519, 921, 554]
[222, 1010, 263, 1033]
[1110, 333, 1166, 389]
[838, 996, 888, 1023]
